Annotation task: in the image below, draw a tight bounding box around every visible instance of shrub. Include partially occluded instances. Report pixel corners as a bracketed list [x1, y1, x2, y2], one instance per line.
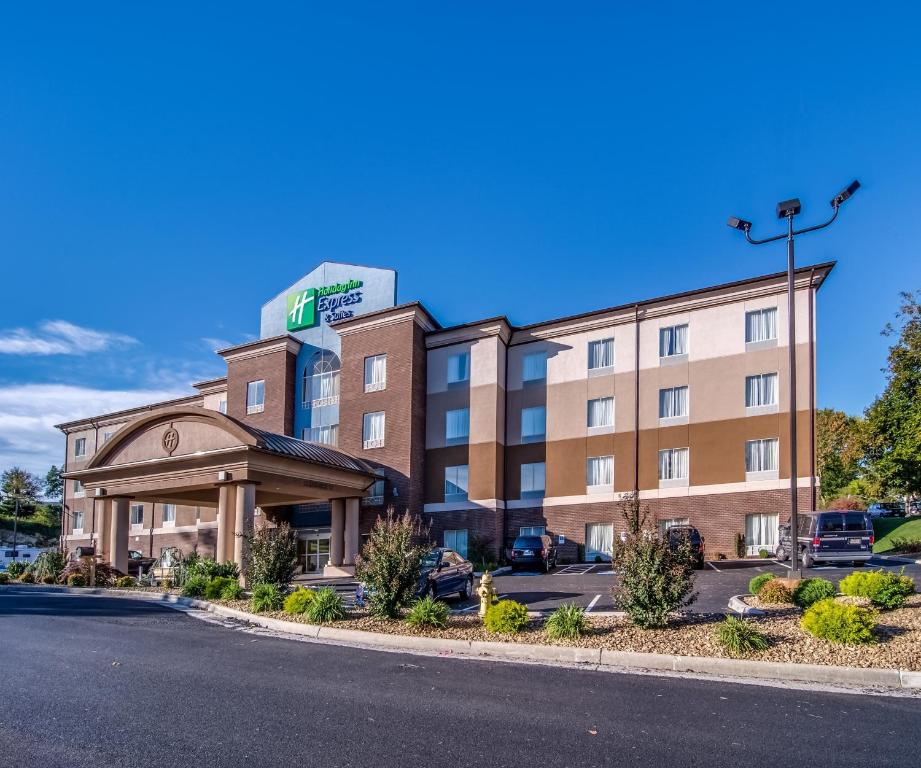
[714, 616, 770, 657]
[406, 596, 449, 629]
[250, 583, 284, 613]
[484, 599, 529, 634]
[20, 571, 35, 583]
[890, 536, 921, 554]
[544, 604, 587, 640]
[203, 576, 236, 600]
[220, 580, 245, 600]
[67, 573, 86, 587]
[32, 551, 67, 583]
[801, 599, 877, 644]
[748, 573, 775, 596]
[0, 572, 9, 584]
[758, 580, 793, 605]
[180, 575, 208, 598]
[611, 494, 696, 628]
[355, 509, 431, 619]
[840, 569, 915, 609]
[57, 560, 123, 588]
[283, 587, 317, 615]
[758, 549, 771, 559]
[793, 578, 837, 609]
[244, 523, 299, 590]
[305, 587, 345, 623]
[115, 575, 136, 589]
[6, 561, 27, 579]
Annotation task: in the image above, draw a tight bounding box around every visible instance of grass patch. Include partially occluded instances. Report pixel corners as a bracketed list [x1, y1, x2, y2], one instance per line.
[873, 517, 921, 554]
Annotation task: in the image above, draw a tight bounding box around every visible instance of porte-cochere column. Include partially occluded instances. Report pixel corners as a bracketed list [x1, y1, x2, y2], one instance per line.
[109, 497, 130, 575]
[233, 482, 256, 584]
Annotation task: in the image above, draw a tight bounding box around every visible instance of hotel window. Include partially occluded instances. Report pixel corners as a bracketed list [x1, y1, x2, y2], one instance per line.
[444, 529, 469, 558]
[746, 438, 779, 475]
[588, 338, 615, 371]
[365, 468, 385, 504]
[303, 425, 339, 446]
[586, 455, 614, 490]
[746, 373, 778, 409]
[587, 396, 614, 429]
[658, 517, 690, 536]
[74, 437, 86, 458]
[161, 504, 177, 526]
[522, 351, 547, 382]
[520, 461, 546, 499]
[73, 510, 84, 532]
[218, 400, 227, 414]
[658, 448, 689, 483]
[364, 354, 387, 392]
[521, 405, 546, 442]
[362, 411, 385, 449]
[447, 351, 470, 384]
[445, 408, 470, 444]
[659, 324, 689, 358]
[130, 504, 144, 527]
[444, 465, 469, 502]
[246, 380, 265, 414]
[745, 307, 778, 344]
[73, 479, 85, 497]
[520, 525, 546, 536]
[659, 386, 689, 420]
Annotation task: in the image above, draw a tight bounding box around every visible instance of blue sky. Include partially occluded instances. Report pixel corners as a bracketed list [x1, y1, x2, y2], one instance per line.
[1, 2, 920, 474]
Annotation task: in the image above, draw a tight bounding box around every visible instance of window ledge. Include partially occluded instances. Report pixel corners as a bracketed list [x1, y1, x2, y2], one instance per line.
[659, 353, 688, 366]
[658, 477, 689, 489]
[587, 365, 615, 378]
[587, 484, 614, 494]
[746, 470, 779, 482]
[363, 439, 385, 450]
[247, 404, 265, 415]
[73, 529, 84, 536]
[361, 495, 384, 506]
[364, 382, 386, 393]
[746, 404, 779, 416]
[162, 520, 176, 528]
[587, 424, 614, 435]
[746, 339, 778, 351]
[310, 396, 339, 408]
[74, 491, 85, 499]
[659, 415, 689, 427]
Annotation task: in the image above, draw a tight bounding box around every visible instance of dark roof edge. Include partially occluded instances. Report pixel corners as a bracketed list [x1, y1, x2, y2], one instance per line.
[54, 393, 204, 431]
[329, 301, 442, 330]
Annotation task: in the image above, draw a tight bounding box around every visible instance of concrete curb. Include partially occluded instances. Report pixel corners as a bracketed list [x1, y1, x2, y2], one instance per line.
[877, 554, 921, 566]
[728, 594, 764, 616]
[4, 584, 919, 691]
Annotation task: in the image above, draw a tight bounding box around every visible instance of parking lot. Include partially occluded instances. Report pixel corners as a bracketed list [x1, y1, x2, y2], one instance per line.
[447, 555, 921, 614]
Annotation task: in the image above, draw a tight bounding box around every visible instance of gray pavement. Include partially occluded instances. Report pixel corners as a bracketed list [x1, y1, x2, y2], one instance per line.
[1, 591, 920, 768]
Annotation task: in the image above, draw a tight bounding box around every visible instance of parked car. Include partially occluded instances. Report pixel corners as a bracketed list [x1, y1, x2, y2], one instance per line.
[127, 549, 157, 578]
[868, 502, 904, 518]
[416, 548, 474, 600]
[665, 525, 705, 569]
[508, 534, 557, 572]
[776, 511, 874, 567]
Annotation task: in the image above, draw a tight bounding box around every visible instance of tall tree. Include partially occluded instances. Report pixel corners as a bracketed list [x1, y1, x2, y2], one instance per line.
[0, 467, 43, 515]
[44, 465, 64, 503]
[864, 291, 921, 499]
[815, 408, 865, 503]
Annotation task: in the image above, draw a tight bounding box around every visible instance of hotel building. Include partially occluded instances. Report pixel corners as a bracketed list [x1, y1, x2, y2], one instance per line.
[59, 260, 831, 576]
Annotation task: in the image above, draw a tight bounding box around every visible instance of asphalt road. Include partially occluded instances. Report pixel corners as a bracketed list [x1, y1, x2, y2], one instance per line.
[2, 591, 920, 768]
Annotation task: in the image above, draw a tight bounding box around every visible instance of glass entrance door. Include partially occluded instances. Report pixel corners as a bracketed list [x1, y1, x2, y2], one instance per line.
[302, 535, 331, 573]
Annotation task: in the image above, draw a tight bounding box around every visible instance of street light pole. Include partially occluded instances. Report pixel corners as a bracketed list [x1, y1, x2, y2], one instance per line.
[728, 180, 860, 579]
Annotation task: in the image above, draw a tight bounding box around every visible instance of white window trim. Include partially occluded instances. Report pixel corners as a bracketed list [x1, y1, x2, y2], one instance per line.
[586, 396, 615, 434]
[522, 351, 548, 383]
[446, 351, 470, 385]
[444, 465, 469, 502]
[74, 438, 87, 458]
[745, 307, 779, 346]
[658, 448, 689, 488]
[520, 406, 547, 443]
[587, 338, 615, 375]
[586, 456, 614, 493]
[246, 380, 266, 414]
[659, 323, 690, 363]
[364, 354, 387, 393]
[445, 407, 470, 445]
[520, 462, 546, 500]
[658, 386, 689, 426]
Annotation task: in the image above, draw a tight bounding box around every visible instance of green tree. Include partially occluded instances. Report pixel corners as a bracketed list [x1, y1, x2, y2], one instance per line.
[44, 466, 64, 503]
[0, 467, 42, 514]
[864, 292, 921, 500]
[815, 409, 866, 504]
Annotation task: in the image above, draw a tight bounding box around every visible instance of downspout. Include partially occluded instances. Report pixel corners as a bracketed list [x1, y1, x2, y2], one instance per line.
[633, 305, 641, 496]
[808, 268, 816, 511]
[501, 334, 509, 560]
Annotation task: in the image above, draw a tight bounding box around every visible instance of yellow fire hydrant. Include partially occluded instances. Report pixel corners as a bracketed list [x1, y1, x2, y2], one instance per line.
[477, 571, 498, 617]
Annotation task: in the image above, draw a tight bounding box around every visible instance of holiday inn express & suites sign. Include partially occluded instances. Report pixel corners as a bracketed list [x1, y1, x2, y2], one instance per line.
[287, 279, 365, 331]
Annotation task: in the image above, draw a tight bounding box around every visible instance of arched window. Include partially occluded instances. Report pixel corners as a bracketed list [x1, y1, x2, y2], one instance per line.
[302, 351, 341, 407]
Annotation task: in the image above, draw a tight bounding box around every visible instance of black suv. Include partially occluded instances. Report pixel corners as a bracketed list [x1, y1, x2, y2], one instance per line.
[666, 525, 705, 569]
[509, 535, 557, 572]
[776, 511, 874, 567]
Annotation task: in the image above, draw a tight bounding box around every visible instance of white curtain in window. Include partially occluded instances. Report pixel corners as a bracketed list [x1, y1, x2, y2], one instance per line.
[588, 338, 615, 370]
[447, 352, 469, 383]
[586, 456, 613, 487]
[747, 373, 778, 407]
[445, 408, 470, 440]
[364, 355, 386, 388]
[587, 397, 614, 427]
[363, 412, 385, 443]
[521, 462, 546, 494]
[523, 351, 547, 381]
[659, 386, 688, 418]
[658, 448, 688, 480]
[746, 513, 779, 553]
[520, 526, 546, 536]
[521, 406, 546, 438]
[746, 308, 778, 343]
[445, 465, 469, 497]
[585, 523, 613, 560]
[746, 438, 778, 472]
[659, 324, 688, 357]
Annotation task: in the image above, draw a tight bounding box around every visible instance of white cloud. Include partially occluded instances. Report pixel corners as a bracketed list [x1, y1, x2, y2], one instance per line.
[201, 337, 232, 352]
[0, 384, 191, 475]
[0, 321, 138, 356]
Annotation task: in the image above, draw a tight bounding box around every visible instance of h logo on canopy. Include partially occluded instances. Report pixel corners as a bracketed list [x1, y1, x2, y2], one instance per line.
[287, 288, 317, 331]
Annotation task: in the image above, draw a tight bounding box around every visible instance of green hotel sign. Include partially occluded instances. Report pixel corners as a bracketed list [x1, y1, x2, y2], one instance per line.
[287, 279, 365, 331]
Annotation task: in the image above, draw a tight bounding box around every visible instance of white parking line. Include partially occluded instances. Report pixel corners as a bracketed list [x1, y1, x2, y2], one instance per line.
[457, 594, 509, 612]
[706, 561, 721, 572]
[585, 594, 601, 612]
[773, 560, 792, 570]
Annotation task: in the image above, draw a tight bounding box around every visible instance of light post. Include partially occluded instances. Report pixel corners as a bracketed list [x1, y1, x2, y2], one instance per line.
[728, 180, 860, 578]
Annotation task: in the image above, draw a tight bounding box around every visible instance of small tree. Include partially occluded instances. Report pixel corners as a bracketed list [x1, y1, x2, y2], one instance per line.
[611, 493, 696, 628]
[44, 466, 64, 504]
[355, 508, 431, 619]
[244, 522, 298, 589]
